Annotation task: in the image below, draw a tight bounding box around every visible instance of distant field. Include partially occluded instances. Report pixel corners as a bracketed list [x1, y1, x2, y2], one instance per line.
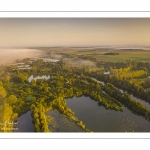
[96, 51, 150, 62]
[61, 49, 150, 62]
[37, 47, 150, 62]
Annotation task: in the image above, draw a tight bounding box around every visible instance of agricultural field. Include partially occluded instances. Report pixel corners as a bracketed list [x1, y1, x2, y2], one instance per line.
[38, 47, 150, 62]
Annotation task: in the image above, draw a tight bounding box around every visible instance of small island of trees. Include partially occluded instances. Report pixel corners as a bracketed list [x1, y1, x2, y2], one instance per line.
[104, 52, 119, 55]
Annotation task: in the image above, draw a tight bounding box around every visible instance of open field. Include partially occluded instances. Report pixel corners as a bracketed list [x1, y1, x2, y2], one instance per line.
[95, 52, 150, 62]
[36, 47, 150, 62]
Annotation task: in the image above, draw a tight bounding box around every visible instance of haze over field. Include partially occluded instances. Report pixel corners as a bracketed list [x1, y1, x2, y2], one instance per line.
[1, 18, 150, 64]
[0, 49, 44, 64]
[49, 52, 62, 60]
[62, 58, 96, 67]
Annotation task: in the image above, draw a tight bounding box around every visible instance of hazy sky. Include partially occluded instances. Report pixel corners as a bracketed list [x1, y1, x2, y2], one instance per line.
[1, 18, 150, 47]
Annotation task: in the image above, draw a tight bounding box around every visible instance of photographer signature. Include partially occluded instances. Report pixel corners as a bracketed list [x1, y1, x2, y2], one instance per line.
[0, 121, 18, 126]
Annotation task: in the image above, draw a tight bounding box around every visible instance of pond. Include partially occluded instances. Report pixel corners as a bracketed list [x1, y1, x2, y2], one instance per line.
[14, 111, 34, 132]
[46, 109, 84, 132]
[28, 75, 50, 82]
[65, 96, 150, 132]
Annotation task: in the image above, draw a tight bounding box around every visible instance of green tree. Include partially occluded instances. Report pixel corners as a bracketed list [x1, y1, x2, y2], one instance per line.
[6, 95, 18, 105]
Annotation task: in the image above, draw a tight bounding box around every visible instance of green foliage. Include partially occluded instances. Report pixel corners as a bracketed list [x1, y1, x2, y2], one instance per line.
[1, 55, 150, 132]
[0, 87, 7, 98]
[31, 79, 36, 86]
[30, 103, 51, 132]
[103, 83, 150, 119]
[0, 100, 18, 132]
[6, 95, 18, 105]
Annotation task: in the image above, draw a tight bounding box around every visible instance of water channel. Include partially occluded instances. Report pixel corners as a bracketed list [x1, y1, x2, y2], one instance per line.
[92, 77, 150, 110]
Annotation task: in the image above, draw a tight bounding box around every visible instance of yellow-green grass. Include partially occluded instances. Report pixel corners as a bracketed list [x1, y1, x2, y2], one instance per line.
[61, 49, 150, 62]
[38, 47, 150, 62]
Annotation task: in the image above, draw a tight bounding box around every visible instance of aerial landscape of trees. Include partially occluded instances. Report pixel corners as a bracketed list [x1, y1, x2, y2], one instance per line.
[0, 49, 150, 132]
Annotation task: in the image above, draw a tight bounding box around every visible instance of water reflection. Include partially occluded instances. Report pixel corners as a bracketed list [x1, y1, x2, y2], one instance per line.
[65, 96, 150, 132]
[15, 111, 34, 132]
[92, 77, 150, 110]
[46, 109, 84, 132]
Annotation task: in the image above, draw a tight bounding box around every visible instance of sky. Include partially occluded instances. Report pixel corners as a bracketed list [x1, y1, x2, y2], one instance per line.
[0, 18, 150, 48]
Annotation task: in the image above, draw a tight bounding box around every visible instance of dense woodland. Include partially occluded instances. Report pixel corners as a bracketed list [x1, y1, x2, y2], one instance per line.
[0, 57, 150, 132]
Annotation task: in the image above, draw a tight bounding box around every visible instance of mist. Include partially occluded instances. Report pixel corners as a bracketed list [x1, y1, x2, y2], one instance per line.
[62, 58, 96, 68]
[49, 52, 62, 60]
[0, 49, 44, 65]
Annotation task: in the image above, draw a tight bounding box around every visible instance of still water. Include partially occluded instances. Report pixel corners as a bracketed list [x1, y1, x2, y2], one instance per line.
[46, 109, 84, 132]
[15, 97, 150, 132]
[65, 96, 150, 132]
[92, 77, 150, 110]
[15, 111, 34, 132]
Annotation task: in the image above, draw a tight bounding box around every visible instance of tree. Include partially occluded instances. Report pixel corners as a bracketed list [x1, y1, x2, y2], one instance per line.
[6, 95, 18, 105]
[34, 113, 39, 119]
[0, 87, 7, 98]
[31, 79, 36, 86]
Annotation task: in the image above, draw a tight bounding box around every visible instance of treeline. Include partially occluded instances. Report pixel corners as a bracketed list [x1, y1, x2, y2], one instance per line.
[112, 68, 147, 79]
[49, 97, 91, 132]
[30, 102, 52, 132]
[94, 74, 150, 104]
[73, 76, 123, 111]
[102, 83, 150, 120]
[0, 81, 18, 132]
[84, 65, 150, 104]
[96, 61, 150, 76]
[104, 52, 119, 55]
[75, 75, 150, 120]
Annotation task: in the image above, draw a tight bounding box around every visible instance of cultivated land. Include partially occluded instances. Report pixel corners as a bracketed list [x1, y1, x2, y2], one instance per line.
[36, 47, 150, 62]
